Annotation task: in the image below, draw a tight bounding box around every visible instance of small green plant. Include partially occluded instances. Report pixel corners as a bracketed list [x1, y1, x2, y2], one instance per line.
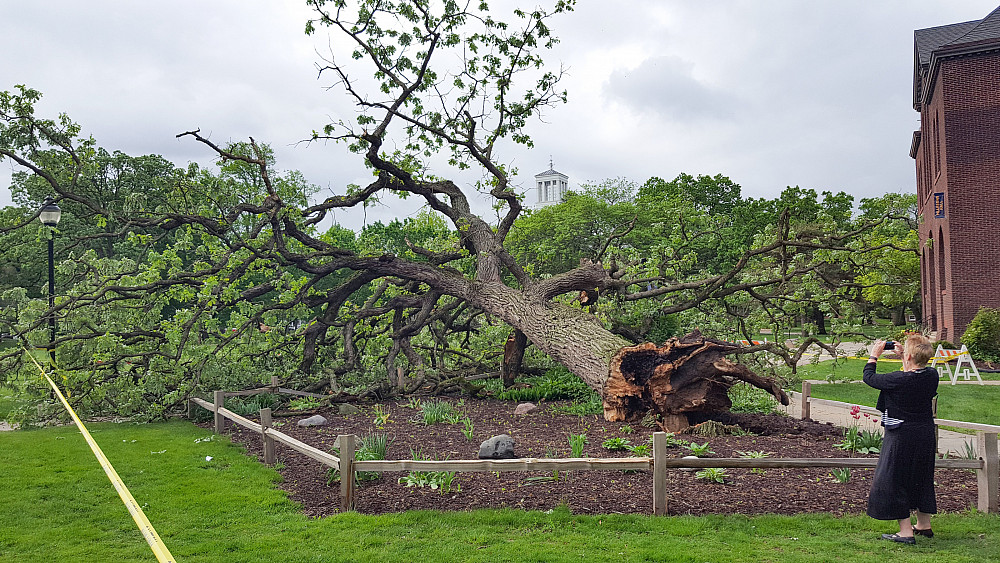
[737, 450, 770, 474]
[961, 441, 978, 474]
[460, 417, 475, 440]
[421, 400, 457, 425]
[628, 443, 651, 456]
[326, 432, 390, 485]
[398, 449, 460, 493]
[568, 433, 587, 457]
[685, 441, 715, 457]
[405, 397, 423, 410]
[288, 397, 323, 411]
[372, 404, 391, 428]
[620, 425, 634, 434]
[695, 467, 727, 484]
[835, 421, 883, 454]
[830, 467, 851, 483]
[834, 406, 883, 454]
[663, 433, 689, 448]
[601, 437, 631, 451]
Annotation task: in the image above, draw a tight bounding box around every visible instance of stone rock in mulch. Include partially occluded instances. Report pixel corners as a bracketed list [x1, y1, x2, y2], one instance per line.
[513, 402, 538, 415]
[336, 403, 360, 415]
[679, 455, 699, 472]
[478, 434, 517, 459]
[297, 414, 328, 427]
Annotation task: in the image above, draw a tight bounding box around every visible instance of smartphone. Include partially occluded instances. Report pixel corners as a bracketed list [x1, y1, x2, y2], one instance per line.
[884, 341, 896, 350]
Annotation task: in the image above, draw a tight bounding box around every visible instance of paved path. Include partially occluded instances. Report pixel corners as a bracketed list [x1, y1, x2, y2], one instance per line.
[780, 384, 997, 456]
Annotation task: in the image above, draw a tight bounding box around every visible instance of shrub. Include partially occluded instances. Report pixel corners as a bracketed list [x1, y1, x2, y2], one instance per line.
[962, 307, 1000, 363]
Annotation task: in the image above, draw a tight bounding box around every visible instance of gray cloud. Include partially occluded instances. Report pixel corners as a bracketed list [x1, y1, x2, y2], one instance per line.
[603, 55, 737, 121]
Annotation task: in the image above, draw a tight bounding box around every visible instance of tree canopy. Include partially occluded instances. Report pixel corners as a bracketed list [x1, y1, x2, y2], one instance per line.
[0, 1, 920, 424]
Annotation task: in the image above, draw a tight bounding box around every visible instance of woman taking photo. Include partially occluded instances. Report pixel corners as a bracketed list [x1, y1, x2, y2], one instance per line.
[863, 334, 938, 544]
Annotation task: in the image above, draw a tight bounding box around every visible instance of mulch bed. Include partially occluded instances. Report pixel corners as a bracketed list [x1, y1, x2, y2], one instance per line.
[215, 399, 979, 517]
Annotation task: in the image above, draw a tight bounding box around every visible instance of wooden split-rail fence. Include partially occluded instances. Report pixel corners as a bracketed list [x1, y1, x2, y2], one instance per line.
[190, 380, 1000, 515]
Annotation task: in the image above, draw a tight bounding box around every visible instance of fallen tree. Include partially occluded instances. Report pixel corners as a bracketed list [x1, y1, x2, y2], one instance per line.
[0, 1, 914, 421]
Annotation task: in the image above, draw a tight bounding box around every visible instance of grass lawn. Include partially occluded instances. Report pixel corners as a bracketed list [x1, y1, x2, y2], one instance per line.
[1, 421, 999, 562]
[799, 360, 1000, 427]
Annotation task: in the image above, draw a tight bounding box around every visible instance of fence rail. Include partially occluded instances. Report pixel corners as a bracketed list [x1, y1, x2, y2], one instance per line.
[191, 385, 1000, 515]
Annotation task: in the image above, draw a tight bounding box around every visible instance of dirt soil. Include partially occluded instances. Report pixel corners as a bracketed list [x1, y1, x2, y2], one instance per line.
[218, 399, 979, 517]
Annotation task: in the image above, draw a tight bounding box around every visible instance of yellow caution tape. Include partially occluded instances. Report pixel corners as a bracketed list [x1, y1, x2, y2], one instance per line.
[23, 351, 176, 563]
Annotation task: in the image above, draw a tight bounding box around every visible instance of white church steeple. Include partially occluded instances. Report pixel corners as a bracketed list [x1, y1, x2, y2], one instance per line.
[534, 157, 568, 208]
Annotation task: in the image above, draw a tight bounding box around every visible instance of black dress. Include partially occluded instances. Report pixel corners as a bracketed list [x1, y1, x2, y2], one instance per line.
[862, 364, 939, 520]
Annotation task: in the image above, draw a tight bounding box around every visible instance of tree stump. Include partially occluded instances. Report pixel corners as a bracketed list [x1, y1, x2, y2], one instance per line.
[604, 330, 790, 432]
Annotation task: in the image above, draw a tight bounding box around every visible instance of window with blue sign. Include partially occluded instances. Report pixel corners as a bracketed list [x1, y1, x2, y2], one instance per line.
[933, 192, 945, 218]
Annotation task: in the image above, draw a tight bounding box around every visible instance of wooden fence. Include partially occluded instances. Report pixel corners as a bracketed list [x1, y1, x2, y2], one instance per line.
[191, 382, 1000, 515]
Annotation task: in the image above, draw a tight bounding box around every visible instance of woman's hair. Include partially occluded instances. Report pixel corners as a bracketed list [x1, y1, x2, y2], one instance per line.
[904, 334, 934, 367]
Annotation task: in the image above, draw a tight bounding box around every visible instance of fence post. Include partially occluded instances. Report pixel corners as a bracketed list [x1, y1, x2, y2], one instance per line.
[338, 434, 356, 512]
[800, 382, 811, 420]
[260, 408, 276, 465]
[270, 376, 279, 392]
[977, 432, 999, 513]
[652, 432, 667, 516]
[213, 390, 225, 434]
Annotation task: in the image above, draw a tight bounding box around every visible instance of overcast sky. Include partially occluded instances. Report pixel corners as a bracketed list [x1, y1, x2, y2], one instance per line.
[2, 1, 998, 230]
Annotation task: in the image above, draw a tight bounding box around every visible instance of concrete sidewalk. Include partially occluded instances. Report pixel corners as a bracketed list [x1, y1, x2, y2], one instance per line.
[780, 389, 995, 456]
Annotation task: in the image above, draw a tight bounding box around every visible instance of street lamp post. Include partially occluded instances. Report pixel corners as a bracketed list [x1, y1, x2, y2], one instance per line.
[39, 196, 61, 365]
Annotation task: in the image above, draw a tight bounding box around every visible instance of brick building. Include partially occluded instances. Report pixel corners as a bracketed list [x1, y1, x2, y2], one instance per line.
[912, 6, 1000, 341]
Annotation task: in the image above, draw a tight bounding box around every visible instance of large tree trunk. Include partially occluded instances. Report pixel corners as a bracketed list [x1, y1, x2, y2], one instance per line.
[473, 286, 787, 429]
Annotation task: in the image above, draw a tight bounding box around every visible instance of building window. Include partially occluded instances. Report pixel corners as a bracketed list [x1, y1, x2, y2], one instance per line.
[933, 110, 941, 175]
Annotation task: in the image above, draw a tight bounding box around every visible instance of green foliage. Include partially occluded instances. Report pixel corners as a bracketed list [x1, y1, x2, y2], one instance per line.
[460, 416, 475, 440]
[398, 470, 461, 494]
[601, 437, 630, 451]
[662, 433, 689, 448]
[373, 404, 392, 428]
[962, 307, 1000, 363]
[288, 397, 324, 411]
[830, 468, 852, 483]
[398, 448, 460, 493]
[420, 400, 458, 425]
[327, 432, 390, 484]
[620, 425, 633, 434]
[695, 467, 728, 484]
[685, 442, 715, 457]
[548, 396, 603, 416]
[627, 443, 651, 456]
[728, 383, 778, 414]
[834, 427, 882, 455]
[567, 433, 587, 457]
[495, 368, 598, 402]
[224, 393, 282, 416]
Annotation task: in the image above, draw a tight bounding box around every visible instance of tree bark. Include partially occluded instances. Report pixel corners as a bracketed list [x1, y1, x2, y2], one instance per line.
[501, 329, 528, 388]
